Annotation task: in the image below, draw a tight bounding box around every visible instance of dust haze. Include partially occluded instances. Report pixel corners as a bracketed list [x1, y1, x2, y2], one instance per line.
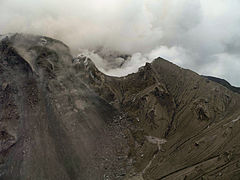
[1, 0, 240, 86]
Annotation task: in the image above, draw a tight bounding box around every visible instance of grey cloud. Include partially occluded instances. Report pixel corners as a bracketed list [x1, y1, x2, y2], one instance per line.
[224, 36, 240, 55]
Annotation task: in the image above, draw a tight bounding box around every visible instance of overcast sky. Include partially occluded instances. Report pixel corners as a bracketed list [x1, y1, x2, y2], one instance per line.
[1, 0, 240, 86]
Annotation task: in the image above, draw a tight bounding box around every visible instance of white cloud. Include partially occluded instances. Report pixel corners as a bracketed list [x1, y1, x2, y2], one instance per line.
[0, 0, 240, 86]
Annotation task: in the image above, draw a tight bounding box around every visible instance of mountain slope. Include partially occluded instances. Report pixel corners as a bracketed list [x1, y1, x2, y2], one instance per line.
[1, 34, 240, 180]
[75, 54, 240, 180]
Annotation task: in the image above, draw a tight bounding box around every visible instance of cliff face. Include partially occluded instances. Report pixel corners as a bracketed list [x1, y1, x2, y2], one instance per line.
[1, 34, 240, 180]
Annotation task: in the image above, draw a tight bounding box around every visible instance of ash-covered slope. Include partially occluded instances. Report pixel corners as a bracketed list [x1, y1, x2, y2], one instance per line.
[76, 54, 240, 179]
[0, 34, 129, 180]
[1, 34, 240, 180]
